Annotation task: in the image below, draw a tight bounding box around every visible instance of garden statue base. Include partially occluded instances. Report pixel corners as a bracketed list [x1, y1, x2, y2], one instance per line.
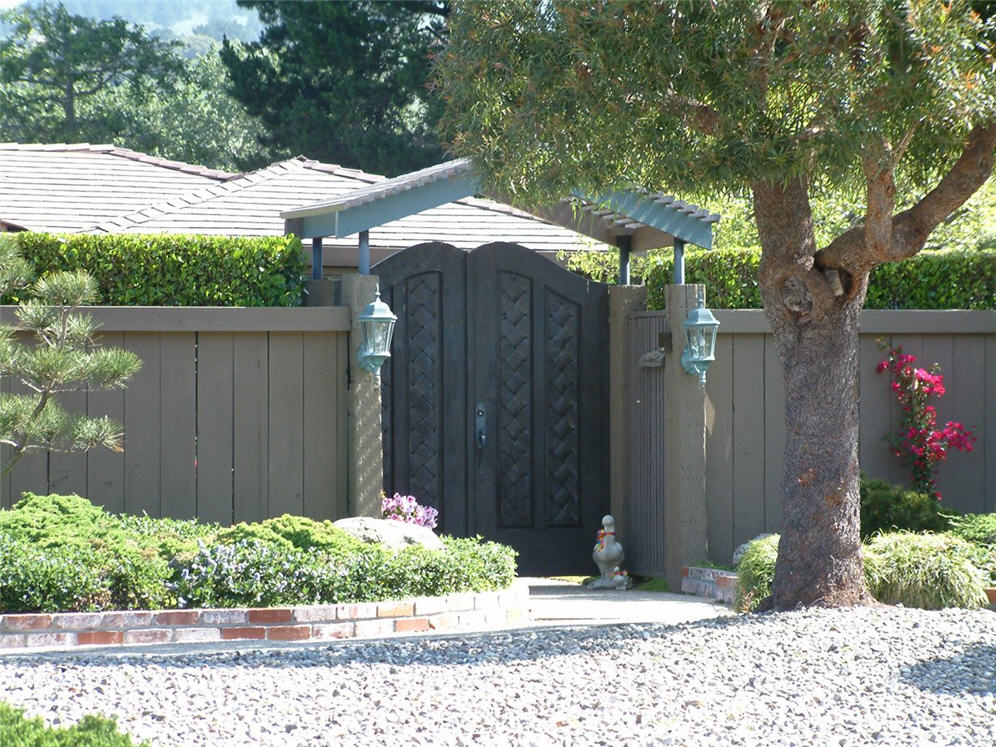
[586, 515, 633, 590]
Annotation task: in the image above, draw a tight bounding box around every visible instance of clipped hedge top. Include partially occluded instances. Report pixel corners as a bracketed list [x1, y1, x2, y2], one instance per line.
[644, 247, 996, 311]
[4, 232, 306, 307]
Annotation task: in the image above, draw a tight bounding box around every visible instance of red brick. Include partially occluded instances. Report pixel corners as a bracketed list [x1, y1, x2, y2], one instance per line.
[173, 627, 221, 643]
[265, 625, 311, 641]
[311, 623, 355, 640]
[377, 602, 414, 619]
[394, 617, 430, 633]
[200, 610, 247, 625]
[3, 614, 54, 631]
[221, 627, 266, 641]
[53, 613, 105, 630]
[427, 613, 458, 630]
[154, 611, 200, 626]
[248, 608, 293, 624]
[0, 634, 27, 649]
[24, 632, 74, 648]
[292, 605, 338, 623]
[682, 567, 690, 578]
[78, 631, 124, 646]
[336, 603, 377, 621]
[124, 629, 172, 645]
[101, 612, 153, 629]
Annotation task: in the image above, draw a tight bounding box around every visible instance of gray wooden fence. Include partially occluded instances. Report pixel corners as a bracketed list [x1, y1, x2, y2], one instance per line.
[623, 309, 996, 574]
[1, 306, 351, 525]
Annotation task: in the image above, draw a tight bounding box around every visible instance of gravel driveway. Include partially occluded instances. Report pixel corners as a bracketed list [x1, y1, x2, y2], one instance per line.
[2, 605, 994, 746]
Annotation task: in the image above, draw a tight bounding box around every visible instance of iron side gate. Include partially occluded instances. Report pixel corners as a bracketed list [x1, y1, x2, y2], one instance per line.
[375, 242, 609, 574]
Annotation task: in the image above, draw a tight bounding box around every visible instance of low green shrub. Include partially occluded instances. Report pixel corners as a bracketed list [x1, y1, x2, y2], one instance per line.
[4, 232, 306, 307]
[642, 247, 995, 310]
[0, 493, 519, 613]
[0, 535, 112, 613]
[734, 533, 779, 612]
[169, 539, 350, 608]
[171, 534, 518, 608]
[946, 512, 996, 548]
[864, 531, 988, 610]
[732, 529, 989, 611]
[859, 477, 950, 539]
[215, 514, 368, 562]
[0, 702, 147, 746]
[946, 513, 996, 585]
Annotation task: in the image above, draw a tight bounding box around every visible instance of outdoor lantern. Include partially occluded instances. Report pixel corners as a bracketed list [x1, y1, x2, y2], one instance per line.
[680, 293, 720, 388]
[357, 286, 397, 383]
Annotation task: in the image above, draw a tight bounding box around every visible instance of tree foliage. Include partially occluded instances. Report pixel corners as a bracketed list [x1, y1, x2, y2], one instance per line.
[221, 0, 449, 176]
[0, 236, 141, 479]
[437, 0, 996, 609]
[0, 1, 186, 141]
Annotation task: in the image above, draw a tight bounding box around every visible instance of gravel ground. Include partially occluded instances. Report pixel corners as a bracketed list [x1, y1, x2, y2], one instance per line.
[2, 605, 994, 746]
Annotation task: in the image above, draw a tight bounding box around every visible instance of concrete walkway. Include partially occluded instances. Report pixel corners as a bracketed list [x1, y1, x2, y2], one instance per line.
[523, 577, 734, 626]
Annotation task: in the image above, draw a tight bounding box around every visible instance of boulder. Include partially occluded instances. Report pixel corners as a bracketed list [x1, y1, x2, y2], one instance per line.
[732, 533, 777, 568]
[333, 516, 444, 552]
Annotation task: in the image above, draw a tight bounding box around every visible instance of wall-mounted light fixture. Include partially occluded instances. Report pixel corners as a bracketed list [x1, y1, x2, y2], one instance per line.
[680, 291, 720, 388]
[356, 287, 397, 383]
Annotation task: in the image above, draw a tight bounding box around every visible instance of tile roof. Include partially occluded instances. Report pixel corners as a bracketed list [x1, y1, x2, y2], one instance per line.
[0, 143, 237, 233]
[0, 145, 602, 256]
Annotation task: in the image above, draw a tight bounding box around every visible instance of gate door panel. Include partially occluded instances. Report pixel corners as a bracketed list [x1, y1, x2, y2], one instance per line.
[377, 243, 468, 535]
[374, 241, 608, 574]
[469, 243, 608, 573]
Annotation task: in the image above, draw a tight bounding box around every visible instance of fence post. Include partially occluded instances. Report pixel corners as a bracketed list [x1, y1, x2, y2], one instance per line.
[341, 274, 385, 518]
[664, 283, 709, 590]
[608, 285, 646, 537]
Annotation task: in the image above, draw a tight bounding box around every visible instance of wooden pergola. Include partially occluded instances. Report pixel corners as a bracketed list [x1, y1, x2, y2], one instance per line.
[281, 158, 719, 283]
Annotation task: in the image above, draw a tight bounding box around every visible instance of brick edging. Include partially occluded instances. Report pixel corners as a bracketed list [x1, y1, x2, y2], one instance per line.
[681, 566, 737, 604]
[0, 582, 530, 652]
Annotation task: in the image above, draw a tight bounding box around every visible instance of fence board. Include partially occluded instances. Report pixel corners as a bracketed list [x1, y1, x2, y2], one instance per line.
[986, 335, 996, 513]
[196, 332, 235, 525]
[732, 335, 766, 549]
[233, 333, 269, 523]
[704, 332, 734, 564]
[944, 335, 984, 514]
[86, 331, 126, 512]
[48, 385, 86, 497]
[624, 315, 668, 575]
[123, 333, 161, 516]
[268, 333, 305, 517]
[302, 332, 346, 521]
[762, 337, 785, 536]
[159, 333, 196, 519]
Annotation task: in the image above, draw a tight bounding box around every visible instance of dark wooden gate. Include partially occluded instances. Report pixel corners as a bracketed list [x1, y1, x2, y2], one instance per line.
[375, 242, 609, 574]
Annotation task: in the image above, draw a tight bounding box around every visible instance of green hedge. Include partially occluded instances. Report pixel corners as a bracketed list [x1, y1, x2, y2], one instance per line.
[3, 233, 306, 306]
[643, 247, 995, 310]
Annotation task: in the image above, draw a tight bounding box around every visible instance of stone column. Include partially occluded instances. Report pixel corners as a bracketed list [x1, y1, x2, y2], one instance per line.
[664, 283, 709, 590]
[341, 273, 385, 518]
[608, 284, 647, 534]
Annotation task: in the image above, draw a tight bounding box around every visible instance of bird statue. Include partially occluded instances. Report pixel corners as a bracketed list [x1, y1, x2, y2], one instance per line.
[587, 515, 631, 589]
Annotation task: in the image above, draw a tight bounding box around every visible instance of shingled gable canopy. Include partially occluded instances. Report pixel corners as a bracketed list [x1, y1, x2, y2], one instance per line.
[280, 157, 719, 282]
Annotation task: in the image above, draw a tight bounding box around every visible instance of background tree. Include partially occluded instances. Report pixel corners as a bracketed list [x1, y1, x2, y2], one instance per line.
[0, 236, 141, 479]
[437, 0, 996, 609]
[0, 2, 186, 142]
[221, 0, 449, 176]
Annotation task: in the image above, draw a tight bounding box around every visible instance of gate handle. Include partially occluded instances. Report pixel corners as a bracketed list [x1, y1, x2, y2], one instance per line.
[475, 402, 487, 450]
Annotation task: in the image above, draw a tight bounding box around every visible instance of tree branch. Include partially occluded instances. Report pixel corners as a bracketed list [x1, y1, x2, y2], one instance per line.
[816, 121, 996, 272]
